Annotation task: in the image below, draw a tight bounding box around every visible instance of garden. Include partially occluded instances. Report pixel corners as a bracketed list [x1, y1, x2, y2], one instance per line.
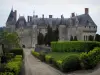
[0, 31, 23, 75]
[32, 41, 100, 72]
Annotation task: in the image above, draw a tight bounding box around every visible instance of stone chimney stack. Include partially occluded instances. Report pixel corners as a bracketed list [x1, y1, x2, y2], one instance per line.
[42, 14, 44, 18]
[49, 15, 52, 18]
[85, 8, 89, 14]
[72, 13, 75, 17]
[27, 16, 30, 22]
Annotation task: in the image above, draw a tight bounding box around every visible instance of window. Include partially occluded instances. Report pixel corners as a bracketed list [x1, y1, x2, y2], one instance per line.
[85, 26, 86, 28]
[89, 26, 90, 28]
[94, 26, 95, 28]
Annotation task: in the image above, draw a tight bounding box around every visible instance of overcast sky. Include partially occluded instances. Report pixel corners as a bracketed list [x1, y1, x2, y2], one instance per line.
[0, 0, 100, 33]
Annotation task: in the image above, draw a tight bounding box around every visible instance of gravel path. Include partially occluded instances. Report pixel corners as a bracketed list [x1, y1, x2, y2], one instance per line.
[23, 48, 64, 75]
[23, 48, 100, 75]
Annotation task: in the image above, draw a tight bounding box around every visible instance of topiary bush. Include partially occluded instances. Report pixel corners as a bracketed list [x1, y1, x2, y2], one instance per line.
[10, 48, 23, 55]
[4, 55, 22, 75]
[0, 72, 14, 75]
[45, 55, 53, 64]
[39, 53, 45, 62]
[61, 54, 81, 72]
[31, 50, 40, 58]
[80, 47, 100, 69]
[51, 41, 100, 52]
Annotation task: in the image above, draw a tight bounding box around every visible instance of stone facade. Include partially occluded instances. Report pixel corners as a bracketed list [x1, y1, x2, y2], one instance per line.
[5, 8, 97, 47]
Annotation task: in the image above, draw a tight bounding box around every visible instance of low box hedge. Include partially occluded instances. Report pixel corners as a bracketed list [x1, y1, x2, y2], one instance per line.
[51, 41, 100, 52]
[31, 50, 40, 58]
[5, 55, 22, 75]
[10, 48, 23, 55]
[0, 72, 14, 75]
[80, 47, 100, 69]
[45, 55, 52, 64]
[61, 54, 81, 72]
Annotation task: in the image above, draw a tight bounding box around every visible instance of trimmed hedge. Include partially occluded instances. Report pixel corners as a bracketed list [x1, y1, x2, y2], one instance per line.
[0, 72, 14, 75]
[5, 55, 22, 75]
[31, 50, 40, 58]
[10, 48, 23, 55]
[80, 47, 100, 69]
[31, 50, 46, 62]
[45, 55, 52, 64]
[61, 54, 81, 72]
[51, 41, 100, 52]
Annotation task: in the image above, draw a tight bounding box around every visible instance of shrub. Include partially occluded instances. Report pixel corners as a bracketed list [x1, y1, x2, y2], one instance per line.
[5, 53, 15, 60]
[45, 55, 53, 64]
[39, 53, 45, 62]
[31, 50, 40, 58]
[80, 47, 100, 69]
[51, 41, 100, 52]
[0, 72, 14, 75]
[5, 55, 22, 75]
[10, 48, 23, 55]
[56, 60, 63, 70]
[61, 54, 81, 72]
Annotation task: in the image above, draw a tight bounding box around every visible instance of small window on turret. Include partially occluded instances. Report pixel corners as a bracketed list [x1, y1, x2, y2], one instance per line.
[89, 26, 90, 28]
[85, 26, 86, 28]
[94, 26, 95, 28]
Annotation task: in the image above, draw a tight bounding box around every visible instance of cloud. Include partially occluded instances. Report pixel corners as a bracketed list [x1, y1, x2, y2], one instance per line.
[0, 0, 100, 33]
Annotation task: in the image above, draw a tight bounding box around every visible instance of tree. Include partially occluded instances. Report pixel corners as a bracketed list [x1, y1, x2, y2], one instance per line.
[74, 36, 77, 41]
[89, 35, 94, 41]
[95, 34, 100, 41]
[0, 31, 20, 54]
[37, 32, 44, 45]
[47, 26, 53, 46]
[70, 36, 73, 41]
[55, 27, 59, 41]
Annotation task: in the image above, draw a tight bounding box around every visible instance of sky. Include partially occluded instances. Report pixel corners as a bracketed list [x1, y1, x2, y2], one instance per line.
[0, 0, 100, 33]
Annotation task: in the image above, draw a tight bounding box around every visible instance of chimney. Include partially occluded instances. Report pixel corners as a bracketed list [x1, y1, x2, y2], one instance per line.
[36, 15, 38, 18]
[72, 13, 75, 17]
[27, 16, 30, 22]
[85, 8, 89, 14]
[49, 15, 52, 18]
[30, 16, 32, 22]
[42, 14, 44, 18]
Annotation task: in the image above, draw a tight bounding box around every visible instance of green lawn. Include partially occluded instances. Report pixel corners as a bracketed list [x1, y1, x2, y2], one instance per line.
[46, 52, 81, 61]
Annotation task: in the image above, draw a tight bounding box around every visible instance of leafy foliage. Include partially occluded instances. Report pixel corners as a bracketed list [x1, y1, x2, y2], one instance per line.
[10, 48, 23, 55]
[31, 50, 40, 58]
[88, 35, 94, 41]
[5, 55, 22, 75]
[95, 34, 100, 41]
[61, 54, 81, 72]
[0, 72, 14, 75]
[80, 47, 100, 69]
[51, 41, 100, 52]
[37, 32, 44, 45]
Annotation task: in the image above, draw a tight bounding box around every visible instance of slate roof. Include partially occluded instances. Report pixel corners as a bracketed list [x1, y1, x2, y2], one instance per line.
[15, 16, 27, 28]
[6, 9, 16, 25]
[30, 14, 97, 27]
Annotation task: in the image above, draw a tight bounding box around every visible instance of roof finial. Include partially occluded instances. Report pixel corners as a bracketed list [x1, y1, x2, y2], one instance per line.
[12, 5, 13, 11]
[33, 10, 35, 16]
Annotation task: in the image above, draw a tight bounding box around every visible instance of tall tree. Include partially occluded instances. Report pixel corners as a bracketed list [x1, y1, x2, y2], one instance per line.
[89, 35, 94, 41]
[70, 36, 73, 41]
[95, 34, 100, 41]
[74, 36, 77, 41]
[37, 32, 44, 45]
